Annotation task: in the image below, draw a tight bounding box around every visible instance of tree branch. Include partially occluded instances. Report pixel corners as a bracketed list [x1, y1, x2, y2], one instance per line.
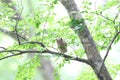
[98, 31, 120, 74]
[46, 50, 91, 65]
[0, 49, 90, 65]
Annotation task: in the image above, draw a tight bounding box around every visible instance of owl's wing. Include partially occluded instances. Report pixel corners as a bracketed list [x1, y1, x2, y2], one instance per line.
[64, 41, 67, 47]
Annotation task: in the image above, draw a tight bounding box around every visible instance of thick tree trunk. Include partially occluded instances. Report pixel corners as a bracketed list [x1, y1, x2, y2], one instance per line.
[59, 0, 112, 80]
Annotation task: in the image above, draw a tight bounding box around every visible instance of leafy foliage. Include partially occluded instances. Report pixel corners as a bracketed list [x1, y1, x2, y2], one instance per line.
[76, 63, 120, 80]
[54, 58, 70, 80]
[80, 0, 120, 50]
[0, 0, 120, 80]
[69, 18, 85, 34]
[77, 66, 97, 80]
[108, 64, 120, 79]
[15, 55, 40, 80]
[0, 2, 15, 30]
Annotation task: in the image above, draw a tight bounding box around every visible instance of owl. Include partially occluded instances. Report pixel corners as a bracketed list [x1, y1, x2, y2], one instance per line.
[56, 38, 67, 53]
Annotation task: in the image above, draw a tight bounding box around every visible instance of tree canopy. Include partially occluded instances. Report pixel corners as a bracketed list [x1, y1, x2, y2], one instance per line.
[0, 0, 120, 80]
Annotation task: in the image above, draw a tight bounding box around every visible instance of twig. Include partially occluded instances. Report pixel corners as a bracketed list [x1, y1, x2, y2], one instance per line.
[96, 12, 113, 22]
[0, 50, 40, 60]
[14, 7, 24, 45]
[96, 10, 120, 33]
[0, 46, 6, 50]
[98, 31, 120, 75]
[0, 46, 15, 54]
[0, 50, 21, 53]
[41, 11, 51, 42]
[47, 45, 59, 52]
[21, 41, 46, 48]
[113, 10, 120, 23]
[0, 28, 27, 41]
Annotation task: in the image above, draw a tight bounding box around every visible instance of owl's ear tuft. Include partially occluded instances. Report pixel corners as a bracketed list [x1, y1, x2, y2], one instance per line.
[60, 38, 63, 40]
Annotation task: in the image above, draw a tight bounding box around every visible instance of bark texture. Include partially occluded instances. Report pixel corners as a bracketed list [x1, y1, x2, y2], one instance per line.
[59, 0, 112, 80]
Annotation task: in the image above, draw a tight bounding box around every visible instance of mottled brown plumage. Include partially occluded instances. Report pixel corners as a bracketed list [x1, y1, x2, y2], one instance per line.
[56, 38, 67, 53]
